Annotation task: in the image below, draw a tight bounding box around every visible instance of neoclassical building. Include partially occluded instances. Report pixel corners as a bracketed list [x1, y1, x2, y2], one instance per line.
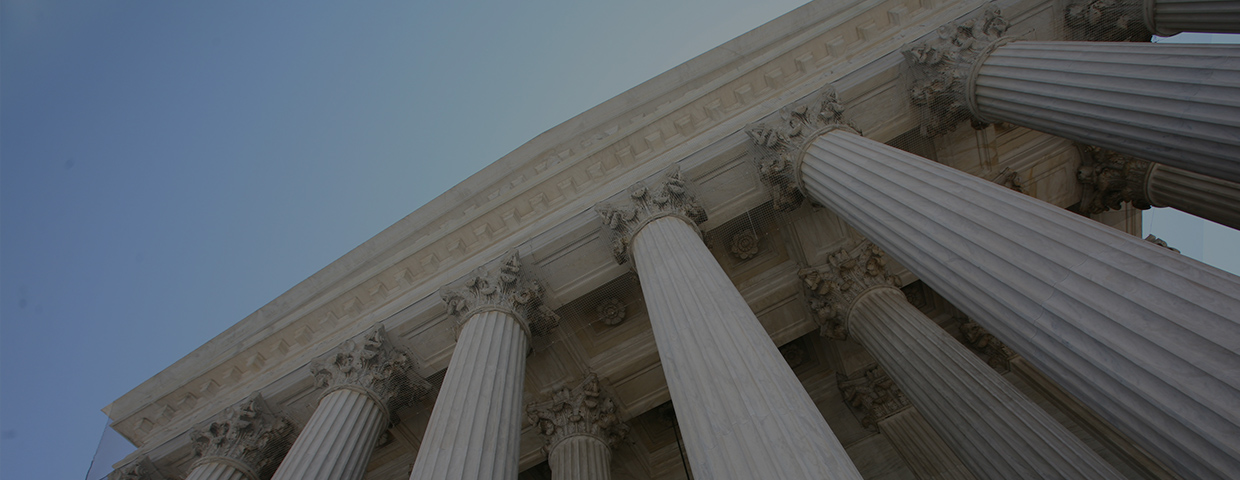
[101, 0, 1240, 479]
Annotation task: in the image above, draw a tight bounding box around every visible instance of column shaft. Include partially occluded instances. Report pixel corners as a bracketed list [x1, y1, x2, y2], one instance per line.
[185, 462, 249, 480]
[972, 41, 1240, 183]
[409, 310, 528, 480]
[549, 436, 611, 480]
[850, 288, 1122, 479]
[879, 409, 977, 480]
[1147, 164, 1240, 230]
[631, 216, 862, 480]
[798, 129, 1240, 479]
[1147, 0, 1240, 35]
[271, 388, 387, 480]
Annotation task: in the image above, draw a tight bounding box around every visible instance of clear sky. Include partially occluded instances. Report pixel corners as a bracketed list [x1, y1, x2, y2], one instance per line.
[1, 2, 1235, 479]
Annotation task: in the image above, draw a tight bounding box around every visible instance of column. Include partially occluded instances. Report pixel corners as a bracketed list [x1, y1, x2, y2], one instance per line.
[837, 366, 977, 480]
[904, 6, 1240, 183]
[1078, 145, 1240, 230]
[596, 168, 863, 480]
[748, 89, 1240, 478]
[1064, 0, 1240, 41]
[1144, 0, 1240, 35]
[409, 253, 560, 480]
[804, 243, 1122, 479]
[272, 326, 431, 480]
[186, 394, 296, 480]
[526, 374, 629, 480]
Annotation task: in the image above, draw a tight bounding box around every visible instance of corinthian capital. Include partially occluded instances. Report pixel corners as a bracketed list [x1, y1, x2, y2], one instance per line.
[1064, 0, 1151, 41]
[798, 241, 901, 340]
[746, 86, 857, 211]
[838, 365, 910, 429]
[108, 457, 167, 480]
[957, 318, 1017, 371]
[1077, 144, 1155, 214]
[596, 166, 707, 264]
[440, 252, 560, 336]
[189, 394, 296, 479]
[310, 326, 432, 417]
[904, 6, 1011, 136]
[526, 374, 630, 452]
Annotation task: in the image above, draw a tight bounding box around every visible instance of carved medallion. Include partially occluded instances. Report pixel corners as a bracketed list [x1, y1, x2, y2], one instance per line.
[596, 297, 627, 326]
[730, 230, 761, 260]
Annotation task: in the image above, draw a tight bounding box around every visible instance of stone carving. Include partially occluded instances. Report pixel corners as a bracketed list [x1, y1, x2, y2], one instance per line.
[596, 297, 627, 326]
[441, 252, 560, 336]
[310, 325, 432, 418]
[780, 343, 805, 368]
[904, 6, 1010, 136]
[746, 86, 858, 211]
[993, 167, 1026, 193]
[1077, 144, 1155, 214]
[109, 457, 167, 480]
[526, 374, 630, 452]
[1064, 0, 1151, 42]
[958, 318, 1017, 370]
[1144, 234, 1181, 253]
[189, 393, 296, 479]
[597, 166, 708, 264]
[730, 230, 760, 260]
[838, 366, 910, 429]
[798, 241, 902, 340]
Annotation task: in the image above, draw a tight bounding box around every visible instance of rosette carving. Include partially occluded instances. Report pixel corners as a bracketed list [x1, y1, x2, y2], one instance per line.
[189, 394, 296, 479]
[730, 230, 760, 260]
[596, 166, 707, 264]
[596, 297, 627, 326]
[440, 252, 560, 336]
[958, 318, 1017, 371]
[526, 374, 630, 452]
[746, 86, 858, 211]
[1077, 144, 1155, 214]
[839, 365, 910, 429]
[904, 6, 1010, 136]
[1065, 0, 1150, 41]
[798, 241, 901, 340]
[310, 325, 432, 418]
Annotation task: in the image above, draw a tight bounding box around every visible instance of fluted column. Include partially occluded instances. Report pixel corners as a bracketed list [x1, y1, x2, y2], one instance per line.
[837, 366, 977, 480]
[1145, 0, 1240, 35]
[272, 326, 430, 480]
[803, 243, 1122, 479]
[596, 168, 862, 480]
[527, 374, 629, 480]
[1078, 145, 1240, 230]
[904, 6, 1240, 183]
[410, 253, 560, 480]
[749, 88, 1240, 478]
[187, 394, 295, 480]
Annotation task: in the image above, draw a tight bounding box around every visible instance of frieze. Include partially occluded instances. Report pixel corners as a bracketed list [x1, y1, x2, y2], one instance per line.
[798, 241, 901, 340]
[746, 87, 857, 212]
[1077, 144, 1154, 214]
[189, 394, 296, 479]
[310, 326, 432, 419]
[440, 252, 560, 336]
[904, 6, 1010, 136]
[597, 167, 707, 265]
[526, 374, 630, 452]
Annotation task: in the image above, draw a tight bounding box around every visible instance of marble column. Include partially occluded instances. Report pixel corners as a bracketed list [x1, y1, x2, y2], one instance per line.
[804, 243, 1122, 479]
[1078, 144, 1240, 231]
[527, 374, 629, 480]
[271, 326, 430, 480]
[596, 168, 863, 480]
[904, 6, 1240, 183]
[409, 253, 560, 480]
[748, 88, 1240, 478]
[837, 366, 977, 480]
[186, 394, 296, 480]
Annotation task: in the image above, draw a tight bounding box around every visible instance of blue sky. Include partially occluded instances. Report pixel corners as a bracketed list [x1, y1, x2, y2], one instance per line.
[1, 2, 1235, 479]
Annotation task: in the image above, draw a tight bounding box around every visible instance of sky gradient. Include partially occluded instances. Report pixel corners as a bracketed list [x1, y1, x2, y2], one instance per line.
[1, 2, 1235, 479]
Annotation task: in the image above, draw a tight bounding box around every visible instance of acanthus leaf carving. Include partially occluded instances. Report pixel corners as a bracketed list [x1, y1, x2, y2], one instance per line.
[1077, 144, 1155, 214]
[310, 325, 432, 419]
[440, 251, 560, 336]
[109, 456, 168, 480]
[958, 318, 1017, 371]
[746, 86, 858, 212]
[798, 241, 901, 340]
[904, 6, 1010, 136]
[838, 365, 910, 429]
[596, 166, 707, 264]
[188, 393, 296, 479]
[525, 374, 630, 452]
[1064, 0, 1151, 42]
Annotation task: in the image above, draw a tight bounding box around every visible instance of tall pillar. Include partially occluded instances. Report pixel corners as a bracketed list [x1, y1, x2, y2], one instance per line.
[596, 168, 863, 480]
[1078, 145, 1240, 230]
[748, 88, 1240, 479]
[409, 253, 560, 480]
[187, 394, 296, 480]
[837, 366, 977, 480]
[526, 374, 629, 480]
[272, 326, 430, 480]
[803, 242, 1123, 479]
[904, 6, 1240, 183]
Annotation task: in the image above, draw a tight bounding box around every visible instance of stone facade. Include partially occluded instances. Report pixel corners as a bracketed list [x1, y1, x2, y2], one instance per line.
[101, 1, 1239, 479]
